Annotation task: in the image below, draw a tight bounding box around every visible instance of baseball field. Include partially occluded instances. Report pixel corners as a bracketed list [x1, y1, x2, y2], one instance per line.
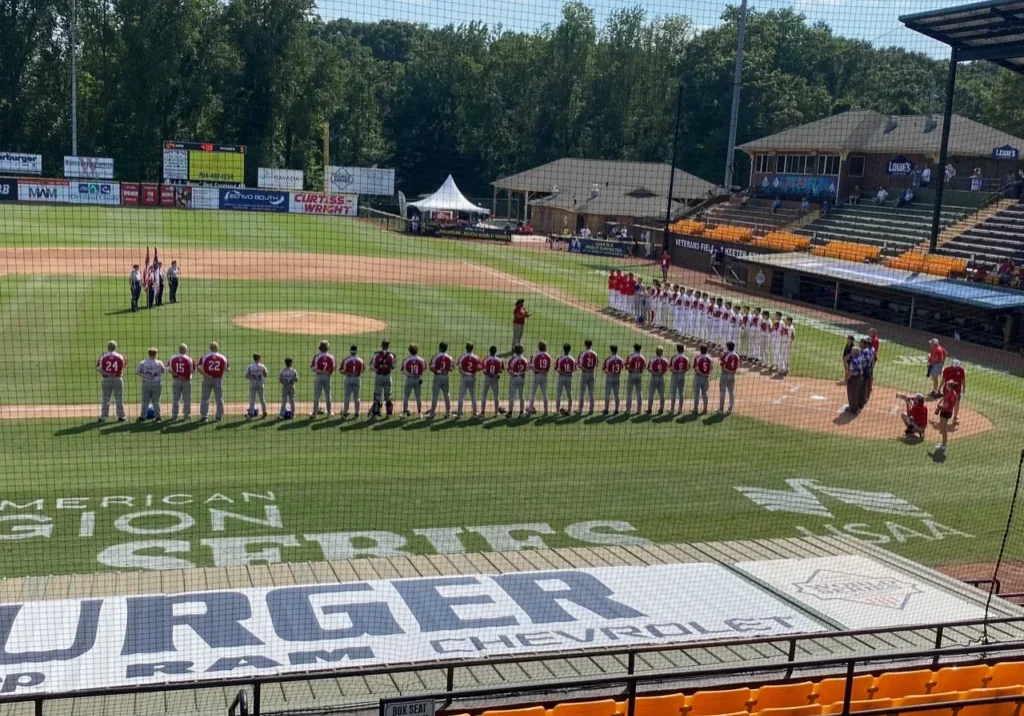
[0, 203, 1020, 580]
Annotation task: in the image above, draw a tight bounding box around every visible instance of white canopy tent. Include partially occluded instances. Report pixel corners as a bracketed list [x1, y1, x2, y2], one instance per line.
[409, 175, 490, 215]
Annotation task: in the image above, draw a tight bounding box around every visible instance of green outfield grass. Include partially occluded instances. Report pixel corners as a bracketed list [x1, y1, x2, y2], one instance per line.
[0, 203, 1021, 580]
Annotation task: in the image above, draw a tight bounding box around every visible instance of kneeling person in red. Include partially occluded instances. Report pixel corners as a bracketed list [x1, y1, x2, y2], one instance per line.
[898, 392, 928, 439]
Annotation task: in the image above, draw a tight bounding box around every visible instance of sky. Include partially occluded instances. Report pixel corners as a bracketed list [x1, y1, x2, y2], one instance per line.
[317, 0, 961, 58]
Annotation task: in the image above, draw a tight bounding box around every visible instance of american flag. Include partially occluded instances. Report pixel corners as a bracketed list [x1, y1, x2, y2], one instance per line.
[142, 247, 151, 289]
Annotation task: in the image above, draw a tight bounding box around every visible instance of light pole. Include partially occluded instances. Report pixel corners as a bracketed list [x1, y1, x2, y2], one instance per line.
[723, 0, 748, 191]
[70, 0, 78, 156]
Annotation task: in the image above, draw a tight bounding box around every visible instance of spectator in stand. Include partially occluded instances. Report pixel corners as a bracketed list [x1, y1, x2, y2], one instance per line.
[799, 196, 810, 217]
[897, 187, 914, 207]
[772, 196, 783, 213]
[998, 259, 1015, 286]
[970, 167, 983, 192]
[821, 198, 831, 216]
[1005, 171, 1016, 198]
[945, 163, 956, 185]
[920, 165, 932, 187]
[873, 186, 888, 205]
[1017, 169, 1024, 200]
[850, 185, 862, 205]
[898, 393, 928, 440]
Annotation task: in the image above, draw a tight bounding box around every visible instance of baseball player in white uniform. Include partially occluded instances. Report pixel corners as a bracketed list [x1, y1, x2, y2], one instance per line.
[136, 347, 165, 421]
[278, 357, 298, 418]
[245, 353, 268, 419]
[778, 317, 796, 374]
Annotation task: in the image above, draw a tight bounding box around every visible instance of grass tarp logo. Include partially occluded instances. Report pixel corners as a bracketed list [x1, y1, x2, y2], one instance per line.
[794, 569, 922, 609]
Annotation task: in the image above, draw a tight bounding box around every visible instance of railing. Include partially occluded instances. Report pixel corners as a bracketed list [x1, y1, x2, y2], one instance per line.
[4, 613, 1024, 716]
[934, 182, 1017, 249]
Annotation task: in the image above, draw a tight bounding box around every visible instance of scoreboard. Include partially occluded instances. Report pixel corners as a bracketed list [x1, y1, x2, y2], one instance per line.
[163, 141, 246, 185]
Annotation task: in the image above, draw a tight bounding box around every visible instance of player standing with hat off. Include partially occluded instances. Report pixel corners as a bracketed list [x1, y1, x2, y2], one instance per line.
[245, 353, 268, 419]
[668, 344, 689, 414]
[506, 345, 528, 417]
[309, 341, 336, 418]
[198, 342, 229, 422]
[168, 343, 195, 421]
[278, 358, 298, 419]
[719, 341, 740, 415]
[480, 346, 504, 416]
[401, 345, 426, 417]
[555, 344, 576, 415]
[136, 348, 165, 421]
[646, 346, 669, 414]
[512, 299, 531, 352]
[576, 339, 598, 415]
[341, 346, 364, 418]
[625, 344, 646, 415]
[692, 344, 712, 415]
[602, 345, 624, 415]
[96, 340, 127, 422]
[456, 342, 481, 418]
[370, 340, 397, 418]
[528, 341, 552, 415]
[426, 342, 453, 418]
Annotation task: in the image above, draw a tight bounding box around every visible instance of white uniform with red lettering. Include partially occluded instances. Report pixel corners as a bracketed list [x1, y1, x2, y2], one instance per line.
[769, 320, 782, 369]
[402, 354, 426, 415]
[555, 353, 576, 413]
[199, 351, 229, 420]
[576, 348, 599, 413]
[528, 350, 552, 414]
[136, 356, 166, 419]
[245, 361, 269, 417]
[778, 322, 795, 373]
[749, 313, 761, 361]
[168, 353, 196, 419]
[669, 351, 690, 413]
[738, 312, 750, 357]
[96, 351, 127, 421]
[719, 350, 740, 413]
[310, 351, 336, 417]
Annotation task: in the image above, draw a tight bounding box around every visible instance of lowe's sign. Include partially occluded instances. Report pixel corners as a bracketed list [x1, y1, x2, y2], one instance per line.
[886, 156, 915, 176]
[993, 145, 1019, 160]
[0, 564, 822, 694]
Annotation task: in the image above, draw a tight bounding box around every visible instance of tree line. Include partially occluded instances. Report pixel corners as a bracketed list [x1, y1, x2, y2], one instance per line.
[2, 0, 1023, 198]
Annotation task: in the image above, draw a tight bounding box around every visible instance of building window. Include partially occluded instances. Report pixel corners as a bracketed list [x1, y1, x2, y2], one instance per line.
[848, 155, 865, 177]
[776, 155, 812, 175]
[817, 155, 841, 176]
[754, 155, 773, 174]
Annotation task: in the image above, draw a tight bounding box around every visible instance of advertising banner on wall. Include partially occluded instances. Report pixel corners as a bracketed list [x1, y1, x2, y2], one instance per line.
[568, 237, 631, 257]
[121, 183, 140, 205]
[63, 156, 114, 179]
[191, 187, 220, 210]
[886, 156, 915, 176]
[69, 181, 121, 206]
[258, 168, 304, 191]
[758, 175, 837, 197]
[0, 151, 43, 175]
[141, 184, 159, 206]
[220, 188, 290, 212]
[18, 179, 70, 203]
[0, 178, 17, 201]
[993, 145, 1019, 160]
[327, 166, 395, 196]
[159, 184, 177, 206]
[289, 192, 357, 216]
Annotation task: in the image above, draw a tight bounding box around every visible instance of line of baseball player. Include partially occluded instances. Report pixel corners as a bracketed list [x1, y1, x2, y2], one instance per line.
[607, 270, 796, 372]
[93, 336, 752, 423]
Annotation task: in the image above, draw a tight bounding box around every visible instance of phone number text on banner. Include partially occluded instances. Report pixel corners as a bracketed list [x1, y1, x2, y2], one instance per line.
[0, 564, 821, 695]
[219, 188, 290, 212]
[289, 192, 358, 216]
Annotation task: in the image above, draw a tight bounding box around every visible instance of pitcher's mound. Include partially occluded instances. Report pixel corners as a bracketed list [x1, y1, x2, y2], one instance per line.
[233, 311, 387, 336]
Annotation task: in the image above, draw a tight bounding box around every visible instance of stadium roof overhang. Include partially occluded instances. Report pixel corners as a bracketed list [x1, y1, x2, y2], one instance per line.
[900, 0, 1024, 74]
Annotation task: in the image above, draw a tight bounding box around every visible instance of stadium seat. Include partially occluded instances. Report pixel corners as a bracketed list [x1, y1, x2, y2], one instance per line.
[930, 665, 990, 693]
[689, 688, 753, 715]
[757, 705, 821, 716]
[871, 670, 933, 699]
[632, 693, 688, 716]
[824, 698, 894, 714]
[959, 686, 1024, 716]
[482, 707, 547, 716]
[752, 683, 816, 710]
[895, 692, 959, 716]
[814, 676, 875, 705]
[553, 700, 620, 716]
[988, 662, 1024, 688]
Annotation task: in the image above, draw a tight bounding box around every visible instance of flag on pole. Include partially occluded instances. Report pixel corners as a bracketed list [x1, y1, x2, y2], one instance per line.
[142, 247, 151, 290]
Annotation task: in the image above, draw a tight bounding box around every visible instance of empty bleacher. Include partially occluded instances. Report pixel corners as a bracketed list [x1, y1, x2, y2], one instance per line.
[703, 200, 803, 232]
[795, 202, 970, 257]
[939, 200, 1024, 266]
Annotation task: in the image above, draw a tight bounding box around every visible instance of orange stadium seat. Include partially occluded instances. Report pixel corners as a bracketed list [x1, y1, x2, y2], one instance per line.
[482, 708, 547, 716]
[824, 698, 894, 714]
[871, 670, 933, 700]
[758, 705, 821, 716]
[931, 665, 990, 693]
[633, 694, 688, 716]
[988, 662, 1024, 689]
[553, 700, 620, 716]
[959, 686, 1024, 716]
[689, 688, 753, 715]
[814, 676, 875, 705]
[896, 692, 959, 716]
[753, 683, 816, 710]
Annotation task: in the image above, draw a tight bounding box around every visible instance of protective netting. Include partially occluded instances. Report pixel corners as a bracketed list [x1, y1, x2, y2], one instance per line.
[1, 0, 1024, 711]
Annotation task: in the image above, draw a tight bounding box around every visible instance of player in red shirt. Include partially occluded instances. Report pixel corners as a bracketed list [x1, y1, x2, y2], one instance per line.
[427, 342, 453, 418]
[340, 345, 365, 418]
[555, 343, 576, 415]
[168, 343, 196, 421]
[668, 344, 690, 414]
[692, 344, 713, 415]
[719, 341, 740, 414]
[512, 299, 531, 352]
[310, 340, 336, 418]
[507, 344, 529, 417]
[198, 341, 229, 421]
[369, 340, 397, 419]
[646, 346, 669, 414]
[401, 344, 426, 417]
[625, 344, 646, 415]
[528, 341, 552, 415]
[868, 327, 881, 360]
[941, 359, 966, 425]
[661, 250, 671, 282]
[898, 392, 928, 439]
[455, 342, 480, 418]
[934, 380, 959, 454]
[927, 338, 947, 397]
[96, 340, 127, 422]
[480, 346, 504, 416]
[576, 339, 599, 414]
[608, 271, 618, 312]
[602, 344, 624, 415]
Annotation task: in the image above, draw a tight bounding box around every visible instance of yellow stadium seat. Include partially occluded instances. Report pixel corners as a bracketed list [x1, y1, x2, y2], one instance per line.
[758, 706, 821, 716]
[633, 694, 688, 716]
[553, 700, 620, 716]
[896, 692, 959, 716]
[931, 665, 990, 693]
[988, 663, 1024, 689]
[960, 686, 1024, 716]
[871, 670, 933, 699]
[824, 698, 893, 714]
[689, 688, 752, 715]
[483, 708, 547, 716]
[753, 683, 816, 710]
[814, 676, 875, 705]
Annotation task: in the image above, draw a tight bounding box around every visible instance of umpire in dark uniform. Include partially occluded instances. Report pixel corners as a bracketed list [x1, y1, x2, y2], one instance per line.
[130, 264, 142, 312]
